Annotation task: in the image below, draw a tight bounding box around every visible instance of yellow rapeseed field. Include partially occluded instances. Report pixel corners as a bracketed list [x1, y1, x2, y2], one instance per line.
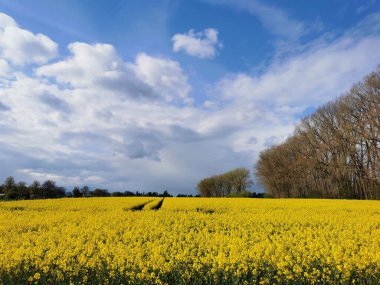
[0, 197, 379, 284]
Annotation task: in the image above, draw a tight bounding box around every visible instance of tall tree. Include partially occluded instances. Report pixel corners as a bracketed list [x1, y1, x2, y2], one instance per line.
[17, 181, 29, 199]
[29, 180, 41, 198]
[81, 186, 90, 197]
[256, 67, 380, 199]
[3, 176, 16, 194]
[72, 186, 82, 198]
[197, 168, 253, 197]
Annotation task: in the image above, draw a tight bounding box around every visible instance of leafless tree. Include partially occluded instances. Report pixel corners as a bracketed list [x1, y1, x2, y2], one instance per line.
[197, 168, 252, 197]
[256, 67, 380, 199]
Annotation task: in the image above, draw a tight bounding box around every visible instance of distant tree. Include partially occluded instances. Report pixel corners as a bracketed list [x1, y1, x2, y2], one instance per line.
[3, 176, 18, 199]
[228, 168, 253, 193]
[161, 190, 172, 197]
[3, 176, 16, 194]
[56, 187, 66, 198]
[41, 180, 55, 198]
[17, 181, 30, 199]
[124, 191, 136, 196]
[72, 186, 82, 198]
[5, 190, 18, 200]
[91, 188, 110, 197]
[177, 194, 194, 197]
[0, 177, 61, 200]
[197, 177, 215, 197]
[111, 191, 124, 197]
[252, 192, 264, 198]
[197, 168, 253, 197]
[81, 186, 90, 197]
[29, 180, 41, 198]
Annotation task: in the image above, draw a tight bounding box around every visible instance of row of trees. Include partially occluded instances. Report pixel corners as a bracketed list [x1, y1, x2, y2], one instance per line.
[0, 177, 67, 200]
[256, 68, 380, 199]
[197, 168, 255, 197]
[0, 177, 175, 200]
[111, 190, 173, 197]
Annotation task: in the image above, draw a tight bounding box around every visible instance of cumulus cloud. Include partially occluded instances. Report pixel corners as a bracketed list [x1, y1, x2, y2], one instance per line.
[36, 42, 121, 87]
[172, 28, 221, 59]
[134, 53, 192, 104]
[0, 13, 58, 65]
[0, 59, 10, 77]
[39, 93, 71, 114]
[0, 12, 379, 194]
[0, 101, 10, 111]
[0, 13, 17, 28]
[36, 43, 192, 104]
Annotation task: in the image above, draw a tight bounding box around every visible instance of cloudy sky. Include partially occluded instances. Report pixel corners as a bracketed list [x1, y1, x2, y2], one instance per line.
[0, 0, 379, 194]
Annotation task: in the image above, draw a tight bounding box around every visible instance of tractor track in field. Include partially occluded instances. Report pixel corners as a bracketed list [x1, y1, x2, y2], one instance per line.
[125, 200, 153, 211]
[151, 198, 164, 210]
[125, 198, 165, 212]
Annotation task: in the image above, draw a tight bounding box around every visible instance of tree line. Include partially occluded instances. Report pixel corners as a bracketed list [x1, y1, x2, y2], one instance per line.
[196, 168, 263, 197]
[256, 68, 380, 199]
[0, 176, 175, 200]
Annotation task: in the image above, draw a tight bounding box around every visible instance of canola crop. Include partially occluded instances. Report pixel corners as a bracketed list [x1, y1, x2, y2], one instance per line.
[0, 197, 379, 284]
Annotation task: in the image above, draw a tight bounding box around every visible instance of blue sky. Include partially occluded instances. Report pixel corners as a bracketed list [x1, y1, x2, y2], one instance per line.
[0, 0, 379, 194]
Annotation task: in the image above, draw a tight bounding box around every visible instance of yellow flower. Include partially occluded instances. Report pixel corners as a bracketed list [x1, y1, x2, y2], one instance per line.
[0, 197, 379, 284]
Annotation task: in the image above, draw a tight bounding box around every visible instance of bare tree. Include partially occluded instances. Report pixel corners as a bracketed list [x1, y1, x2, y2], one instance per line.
[256, 67, 380, 199]
[197, 168, 253, 197]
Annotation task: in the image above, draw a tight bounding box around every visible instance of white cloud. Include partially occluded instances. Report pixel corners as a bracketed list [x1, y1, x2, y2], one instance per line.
[0, 59, 10, 77]
[0, 13, 17, 28]
[134, 53, 192, 103]
[201, 0, 317, 58]
[0, 13, 58, 65]
[172, 28, 221, 59]
[209, 14, 380, 157]
[203, 0, 305, 41]
[36, 42, 120, 87]
[0, 12, 380, 194]
[238, 0, 305, 41]
[36, 43, 192, 104]
[216, 32, 380, 111]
